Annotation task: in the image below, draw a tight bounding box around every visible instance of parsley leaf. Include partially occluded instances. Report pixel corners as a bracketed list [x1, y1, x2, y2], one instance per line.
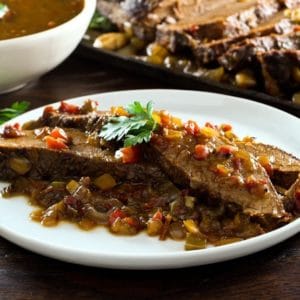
[0, 101, 30, 125]
[99, 101, 158, 147]
[89, 11, 115, 32]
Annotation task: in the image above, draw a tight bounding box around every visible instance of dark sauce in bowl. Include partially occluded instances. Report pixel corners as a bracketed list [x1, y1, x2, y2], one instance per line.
[0, 0, 84, 40]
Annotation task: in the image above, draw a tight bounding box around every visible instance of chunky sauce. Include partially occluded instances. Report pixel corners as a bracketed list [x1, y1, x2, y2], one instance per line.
[0, 0, 84, 40]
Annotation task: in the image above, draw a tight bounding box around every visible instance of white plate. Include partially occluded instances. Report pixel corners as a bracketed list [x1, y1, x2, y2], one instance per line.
[0, 89, 299, 269]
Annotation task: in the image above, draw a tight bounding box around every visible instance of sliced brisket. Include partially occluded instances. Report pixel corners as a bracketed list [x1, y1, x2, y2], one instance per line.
[193, 12, 293, 65]
[0, 128, 165, 181]
[148, 129, 287, 219]
[258, 48, 300, 96]
[156, 0, 281, 51]
[237, 142, 300, 189]
[219, 32, 300, 71]
[30, 110, 300, 190]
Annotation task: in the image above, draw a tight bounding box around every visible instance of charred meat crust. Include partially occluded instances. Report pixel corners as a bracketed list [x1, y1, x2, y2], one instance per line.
[257, 49, 300, 96]
[219, 32, 300, 71]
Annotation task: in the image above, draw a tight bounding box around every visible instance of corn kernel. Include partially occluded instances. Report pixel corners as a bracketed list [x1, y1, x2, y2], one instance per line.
[152, 112, 162, 124]
[200, 126, 219, 138]
[94, 174, 117, 191]
[235, 70, 256, 88]
[9, 157, 31, 175]
[111, 106, 129, 116]
[163, 128, 183, 140]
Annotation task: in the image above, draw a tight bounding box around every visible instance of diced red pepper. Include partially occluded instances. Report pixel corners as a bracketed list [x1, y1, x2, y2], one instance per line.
[184, 120, 200, 136]
[121, 146, 140, 164]
[50, 127, 68, 142]
[109, 208, 126, 225]
[43, 106, 56, 117]
[2, 123, 24, 138]
[152, 210, 163, 221]
[194, 144, 209, 160]
[217, 145, 237, 156]
[59, 101, 80, 114]
[44, 136, 68, 150]
[221, 124, 232, 132]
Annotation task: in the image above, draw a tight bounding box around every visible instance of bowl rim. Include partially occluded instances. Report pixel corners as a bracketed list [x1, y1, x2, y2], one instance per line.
[0, 0, 96, 45]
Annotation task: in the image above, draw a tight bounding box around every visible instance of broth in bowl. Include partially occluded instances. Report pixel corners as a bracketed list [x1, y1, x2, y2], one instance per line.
[0, 0, 84, 40]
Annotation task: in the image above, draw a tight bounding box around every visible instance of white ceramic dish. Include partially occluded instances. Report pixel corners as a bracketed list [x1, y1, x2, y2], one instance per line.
[0, 0, 96, 94]
[0, 89, 299, 270]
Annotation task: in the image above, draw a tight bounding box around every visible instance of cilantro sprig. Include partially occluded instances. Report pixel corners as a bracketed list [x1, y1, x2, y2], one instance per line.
[99, 101, 158, 147]
[0, 101, 30, 125]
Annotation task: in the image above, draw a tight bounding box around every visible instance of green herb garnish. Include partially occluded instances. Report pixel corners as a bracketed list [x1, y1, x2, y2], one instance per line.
[89, 10, 115, 32]
[0, 101, 30, 125]
[99, 101, 158, 147]
[0, 3, 8, 19]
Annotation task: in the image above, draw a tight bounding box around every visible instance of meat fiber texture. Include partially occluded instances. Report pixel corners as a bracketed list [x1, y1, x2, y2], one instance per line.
[3, 110, 298, 221]
[257, 48, 300, 96]
[0, 129, 165, 182]
[148, 132, 287, 219]
[219, 32, 300, 71]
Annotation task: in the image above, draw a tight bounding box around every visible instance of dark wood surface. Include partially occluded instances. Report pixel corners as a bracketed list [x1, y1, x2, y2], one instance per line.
[0, 53, 299, 300]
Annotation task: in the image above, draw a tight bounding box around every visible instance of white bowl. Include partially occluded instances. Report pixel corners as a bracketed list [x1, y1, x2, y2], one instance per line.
[0, 0, 96, 94]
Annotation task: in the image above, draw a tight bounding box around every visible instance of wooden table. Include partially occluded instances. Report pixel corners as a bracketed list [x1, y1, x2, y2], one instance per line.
[0, 53, 299, 300]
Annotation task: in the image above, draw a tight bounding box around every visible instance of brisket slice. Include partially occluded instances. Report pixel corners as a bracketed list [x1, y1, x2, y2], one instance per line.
[219, 32, 300, 71]
[257, 49, 300, 96]
[193, 12, 293, 65]
[156, 0, 281, 50]
[97, 0, 178, 41]
[127, 0, 244, 41]
[0, 128, 165, 181]
[29, 110, 300, 189]
[237, 142, 300, 189]
[148, 130, 287, 219]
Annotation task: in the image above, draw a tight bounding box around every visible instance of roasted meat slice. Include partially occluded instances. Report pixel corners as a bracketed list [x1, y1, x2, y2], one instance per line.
[237, 142, 300, 189]
[193, 12, 293, 65]
[219, 32, 300, 71]
[26, 108, 300, 191]
[257, 49, 300, 96]
[148, 128, 287, 219]
[0, 128, 164, 181]
[156, 0, 281, 50]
